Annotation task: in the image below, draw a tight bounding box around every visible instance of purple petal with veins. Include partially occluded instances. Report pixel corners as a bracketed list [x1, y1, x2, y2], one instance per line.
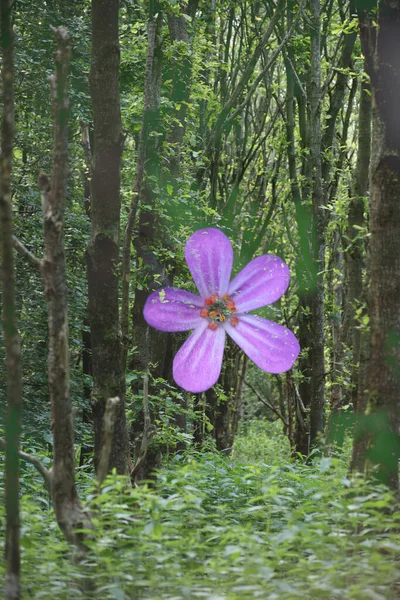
[185, 228, 233, 299]
[228, 255, 290, 313]
[144, 288, 203, 332]
[173, 320, 226, 393]
[224, 314, 300, 373]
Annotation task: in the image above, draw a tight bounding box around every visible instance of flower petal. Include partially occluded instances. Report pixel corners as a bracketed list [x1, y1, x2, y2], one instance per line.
[224, 314, 299, 373]
[185, 228, 234, 299]
[144, 288, 203, 332]
[173, 320, 226, 392]
[228, 255, 290, 312]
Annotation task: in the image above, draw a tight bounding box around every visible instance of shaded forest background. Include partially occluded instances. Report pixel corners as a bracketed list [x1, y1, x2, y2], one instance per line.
[1, 0, 400, 598]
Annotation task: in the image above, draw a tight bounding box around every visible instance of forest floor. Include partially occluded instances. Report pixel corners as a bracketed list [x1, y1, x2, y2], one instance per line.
[1, 421, 400, 599]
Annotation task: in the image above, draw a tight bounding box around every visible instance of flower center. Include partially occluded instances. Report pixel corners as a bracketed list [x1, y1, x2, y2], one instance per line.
[200, 294, 239, 330]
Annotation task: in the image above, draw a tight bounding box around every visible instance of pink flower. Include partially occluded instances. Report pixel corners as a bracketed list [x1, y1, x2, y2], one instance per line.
[144, 228, 300, 393]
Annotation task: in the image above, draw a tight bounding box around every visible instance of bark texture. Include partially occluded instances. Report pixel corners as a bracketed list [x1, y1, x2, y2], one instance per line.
[40, 27, 91, 547]
[1, 0, 22, 596]
[354, 0, 400, 487]
[87, 0, 128, 474]
[213, 344, 246, 452]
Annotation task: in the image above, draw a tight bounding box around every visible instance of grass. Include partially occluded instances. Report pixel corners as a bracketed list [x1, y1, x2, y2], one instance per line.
[1, 420, 400, 599]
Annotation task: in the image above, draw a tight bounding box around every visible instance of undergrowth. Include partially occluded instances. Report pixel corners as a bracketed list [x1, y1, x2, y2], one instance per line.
[1, 420, 400, 599]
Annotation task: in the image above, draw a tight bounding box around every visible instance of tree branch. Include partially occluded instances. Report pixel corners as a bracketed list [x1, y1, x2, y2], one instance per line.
[243, 377, 288, 427]
[229, 0, 306, 126]
[12, 236, 42, 270]
[0, 438, 52, 490]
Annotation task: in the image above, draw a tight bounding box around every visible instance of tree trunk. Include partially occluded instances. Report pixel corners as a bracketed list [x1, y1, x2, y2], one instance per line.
[129, 3, 171, 481]
[39, 27, 91, 548]
[79, 123, 93, 466]
[131, 3, 165, 378]
[165, 0, 198, 184]
[285, 2, 328, 454]
[214, 342, 240, 452]
[284, 31, 312, 455]
[353, 0, 400, 488]
[309, 0, 325, 446]
[343, 78, 371, 456]
[0, 1, 22, 596]
[231, 355, 247, 440]
[87, 0, 128, 475]
[346, 76, 371, 383]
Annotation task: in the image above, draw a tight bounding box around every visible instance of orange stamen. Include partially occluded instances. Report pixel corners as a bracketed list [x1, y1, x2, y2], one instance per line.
[230, 317, 239, 327]
[205, 295, 218, 306]
[226, 300, 236, 310]
[200, 308, 209, 318]
[208, 322, 218, 331]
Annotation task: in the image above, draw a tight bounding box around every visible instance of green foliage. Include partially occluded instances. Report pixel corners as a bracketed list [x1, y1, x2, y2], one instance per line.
[0, 1, 389, 595]
[1, 422, 399, 599]
[0, 0, 92, 447]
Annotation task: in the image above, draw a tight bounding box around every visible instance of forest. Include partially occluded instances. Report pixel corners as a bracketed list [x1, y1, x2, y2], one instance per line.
[1, 0, 400, 598]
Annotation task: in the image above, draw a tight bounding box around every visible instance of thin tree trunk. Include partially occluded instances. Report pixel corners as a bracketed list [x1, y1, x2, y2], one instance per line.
[345, 78, 371, 463]
[87, 0, 128, 475]
[231, 355, 247, 440]
[165, 0, 198, 184]
[1, 0, 21, 596]
[349, 10, 375, 475]
[350, 322, 371, 472]
[286, 373, 295, 450]
[129, 3, 171, 481]
[309, 0, 325, 446]
[193, 394, 206, 447]
[284, 27, 312, 454]
[346, 77, 371, 377]
[79, 123, 93, 466]
[131, 4, 166, 381]
[39, 26, 91, 548]
[214, 342, 240, 452]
